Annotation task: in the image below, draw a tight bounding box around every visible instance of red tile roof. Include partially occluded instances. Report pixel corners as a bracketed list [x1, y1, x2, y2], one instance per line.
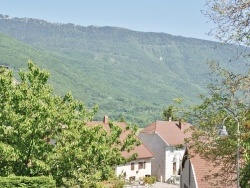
[187, 149, 236, 188]
[87, 118, 153, 160]
[140, 121, 192, 146]
[121, 142, 154, 159]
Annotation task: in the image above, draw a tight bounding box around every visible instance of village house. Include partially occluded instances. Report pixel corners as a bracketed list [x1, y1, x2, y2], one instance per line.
[181, 147, 236, 188]
[88, 116, 154, 181]
[138, 120, 192, 183]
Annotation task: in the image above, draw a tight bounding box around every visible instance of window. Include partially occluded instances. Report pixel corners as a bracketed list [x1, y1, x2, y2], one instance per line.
[173, 162, 176, 175]
[138, 161, 146, 170]
[131, 163, 135, 171]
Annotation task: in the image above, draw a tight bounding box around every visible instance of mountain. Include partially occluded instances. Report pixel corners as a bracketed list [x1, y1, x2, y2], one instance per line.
[0, 14, 249, 126]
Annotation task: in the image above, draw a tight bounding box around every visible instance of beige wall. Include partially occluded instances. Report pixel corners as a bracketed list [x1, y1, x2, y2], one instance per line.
[139, 132, 166, 181]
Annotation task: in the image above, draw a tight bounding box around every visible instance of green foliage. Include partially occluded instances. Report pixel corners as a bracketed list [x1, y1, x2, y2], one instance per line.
[143, 176, 156, 185]
[95, 178, 125, 188]
[186, 63, 250, 187]
[110, 179, 125, 188]
[240, 163, 250, 188]
[204, 0, 250, 46]
[0, 62, 139, 187]
[162, 98, 188, 121]
[0, 15, 249, 126]
[163, 105, 176, 121]
[0, 176, 55, 188]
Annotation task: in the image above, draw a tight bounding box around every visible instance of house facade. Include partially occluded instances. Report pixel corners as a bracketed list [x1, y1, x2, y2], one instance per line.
[116, 157, 152, 181]
[88, 116, 154, 181]
[138, 120, 191, 183]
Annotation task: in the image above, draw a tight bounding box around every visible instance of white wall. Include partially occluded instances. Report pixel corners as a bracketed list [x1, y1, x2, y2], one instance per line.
[164, 148, 185, 183]
[139, 132, 186, 183]
[116, 158, 152, 181]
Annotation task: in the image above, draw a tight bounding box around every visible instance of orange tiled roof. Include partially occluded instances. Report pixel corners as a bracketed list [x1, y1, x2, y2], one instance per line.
[188, 149, 236, 188]
[140, 121, 192, 146]
[87, 118, 153, 160]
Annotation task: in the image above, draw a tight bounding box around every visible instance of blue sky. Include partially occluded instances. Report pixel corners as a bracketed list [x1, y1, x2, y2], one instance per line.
[0, 0, 216, 41]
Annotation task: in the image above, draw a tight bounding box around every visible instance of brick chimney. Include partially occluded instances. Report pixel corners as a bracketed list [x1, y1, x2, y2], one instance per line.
[103, 116, 108, 124]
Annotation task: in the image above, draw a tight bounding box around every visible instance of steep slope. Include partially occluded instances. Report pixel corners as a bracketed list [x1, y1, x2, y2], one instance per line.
[0, 14, 249, 126]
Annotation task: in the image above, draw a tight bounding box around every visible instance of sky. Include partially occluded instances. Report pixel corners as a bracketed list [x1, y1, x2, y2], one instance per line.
[0, 0, 216, 41]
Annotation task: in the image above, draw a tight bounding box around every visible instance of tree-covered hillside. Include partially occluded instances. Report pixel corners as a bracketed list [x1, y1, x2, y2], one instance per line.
[0, 14, 249, 126]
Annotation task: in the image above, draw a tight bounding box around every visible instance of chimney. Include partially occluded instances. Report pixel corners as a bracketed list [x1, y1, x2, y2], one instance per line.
[103, 116, 108, 124]
[177, 119, 182, 130]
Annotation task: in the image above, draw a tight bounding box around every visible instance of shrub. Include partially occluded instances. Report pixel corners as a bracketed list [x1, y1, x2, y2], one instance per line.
[0, 176, 56, 188]
[95, 179, 125, 188]
[143, 176, 156, 185]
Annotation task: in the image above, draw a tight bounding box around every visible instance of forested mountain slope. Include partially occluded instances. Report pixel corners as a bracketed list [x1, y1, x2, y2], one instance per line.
[0, 14, 249, 126]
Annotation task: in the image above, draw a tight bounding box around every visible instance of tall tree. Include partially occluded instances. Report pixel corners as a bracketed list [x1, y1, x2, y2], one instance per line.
[0, 62, 139, 187]
[195, 1, 250, 186]
[186, 63, 250, 187]
[204, 0, 250, 46]
[162, 98, 184, 121]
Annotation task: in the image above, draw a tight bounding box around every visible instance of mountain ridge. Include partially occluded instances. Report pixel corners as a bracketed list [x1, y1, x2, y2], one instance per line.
[0, 14, 249, 126]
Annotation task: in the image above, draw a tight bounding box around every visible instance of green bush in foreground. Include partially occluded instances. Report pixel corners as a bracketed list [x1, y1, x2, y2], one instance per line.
[143, 176, 156, 185]
[0, 176, 56, 188]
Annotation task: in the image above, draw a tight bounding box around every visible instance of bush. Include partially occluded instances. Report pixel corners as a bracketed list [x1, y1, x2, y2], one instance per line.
[111, 179, 125, 188]
[95, 179, 125, 188]
[143, 176, 156, 185]
[0, 176, 56, 188]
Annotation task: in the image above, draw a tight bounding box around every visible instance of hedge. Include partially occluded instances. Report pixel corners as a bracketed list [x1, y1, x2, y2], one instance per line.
[0, 176, 56, 188]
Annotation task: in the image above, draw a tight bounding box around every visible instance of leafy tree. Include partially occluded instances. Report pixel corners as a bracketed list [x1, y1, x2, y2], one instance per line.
[0, 61, 139, 187]
[204, 0, 250, 46]
[162, 105, 176, 121]
[186, 63, 250, 187]
[199, 1, 250, 185]
[162, 98, 184, 121]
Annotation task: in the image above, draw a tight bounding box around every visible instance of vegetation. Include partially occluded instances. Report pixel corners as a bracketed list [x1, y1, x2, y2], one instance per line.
[204, 0, 250, 46]
[1, 3, 250, 187]
[0, 62, 139, 187]
[186, 1, 250, 187]
[186, 63, 250, 187]
[0, 14, 249, 126]
[0, 176, 56, 188]
[162, 98, 184, 121]
[143, 176, 156, 185]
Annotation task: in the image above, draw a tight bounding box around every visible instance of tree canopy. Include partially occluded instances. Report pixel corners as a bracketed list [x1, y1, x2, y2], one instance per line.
[186, 1, 250, 186]
[0, 61, 139, 187]
[186, 63, 250, 187]
[204, 0, 250, 45]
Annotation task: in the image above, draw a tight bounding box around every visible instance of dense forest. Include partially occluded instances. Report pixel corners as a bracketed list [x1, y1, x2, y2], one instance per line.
[0, 14, 249, 126]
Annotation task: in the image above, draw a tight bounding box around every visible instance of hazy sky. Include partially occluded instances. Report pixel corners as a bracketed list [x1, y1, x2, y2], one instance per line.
[0, 0, 216, 41]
